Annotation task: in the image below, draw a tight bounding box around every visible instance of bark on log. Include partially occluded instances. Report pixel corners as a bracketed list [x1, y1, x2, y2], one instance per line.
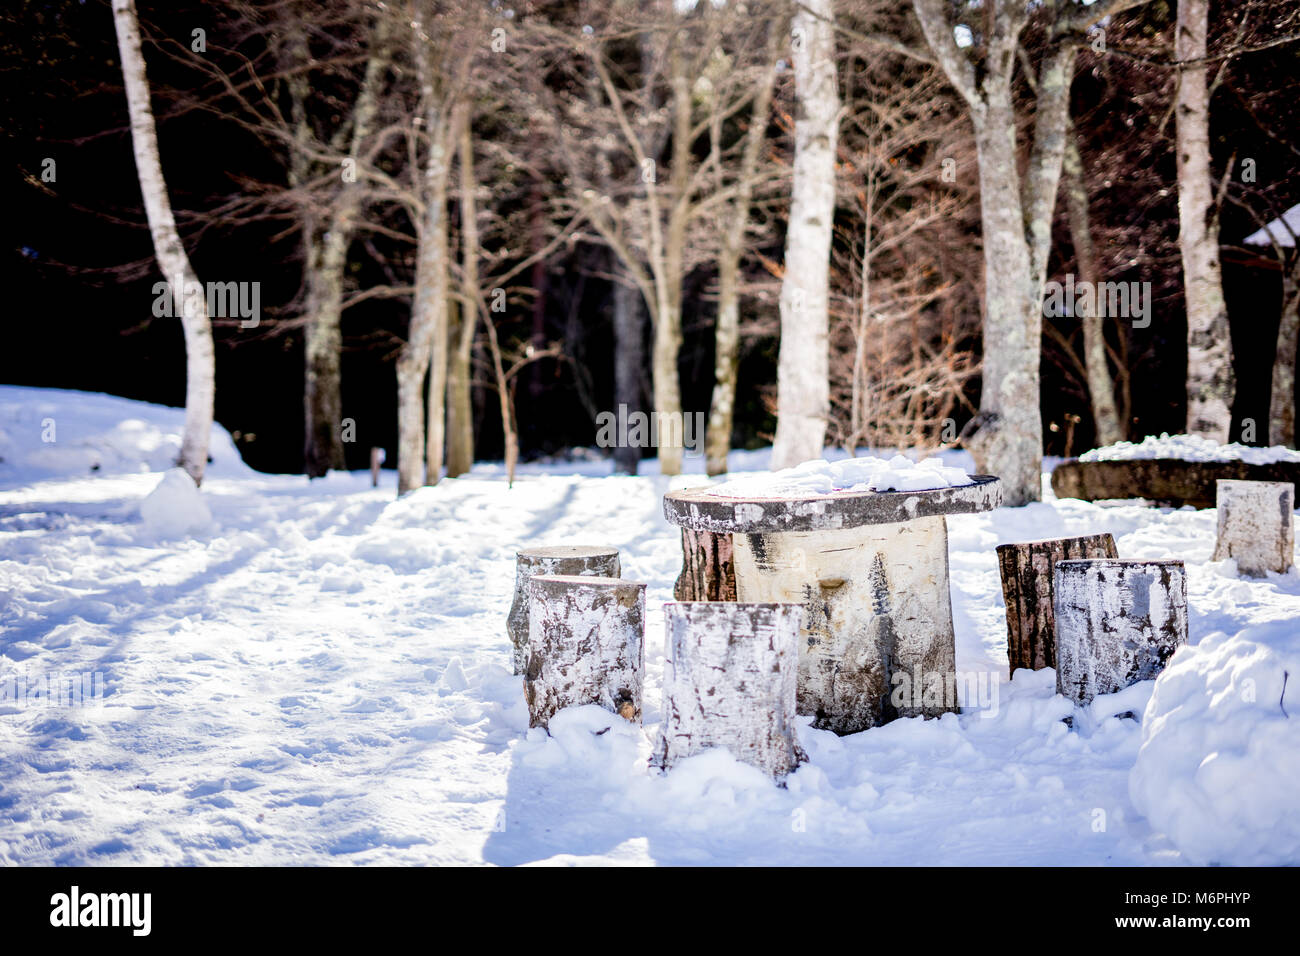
[997, 534, 1118, 677]
[1053, 559, 1188, 705]
[732, 516, 959, 734]
[524, 574, 645, 730]
[1212, 480, 1295, 576]
[673, 528, 737, 602]
[507, 546, 620, 674]
[653, 602, 805, 781]
[1051, 458, 1300, 509]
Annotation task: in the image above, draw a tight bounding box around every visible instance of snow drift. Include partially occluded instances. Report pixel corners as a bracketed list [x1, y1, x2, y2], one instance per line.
[1129, 619, 1300, 865]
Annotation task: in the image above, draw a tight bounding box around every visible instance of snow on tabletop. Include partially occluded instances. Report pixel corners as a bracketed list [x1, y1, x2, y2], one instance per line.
[706, 454, 973, 497]
[1078, 432, 1300, 466]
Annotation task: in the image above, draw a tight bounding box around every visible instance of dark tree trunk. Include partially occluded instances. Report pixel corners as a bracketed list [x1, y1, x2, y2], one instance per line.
[673, 529, 738, 602]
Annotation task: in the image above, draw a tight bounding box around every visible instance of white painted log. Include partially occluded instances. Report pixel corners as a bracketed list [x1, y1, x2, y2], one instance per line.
[731, 515, 958, 734]
[653, 602, 805, 780]
[1053, 559, 1189, 705]
[524, 574, 645, 729]
[1212, 479, 1295, 576]
[506, 545, 620, 674]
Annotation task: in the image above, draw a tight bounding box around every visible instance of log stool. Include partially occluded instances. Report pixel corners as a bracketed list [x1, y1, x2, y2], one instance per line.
[524, 574, 645, 730]
[1211, 479, 1295, 576]
[506, 545, 620, 674]
[653, 602, 805, 780]
[997, 533, 1118, 676]
[1053, 559, 1188, 705]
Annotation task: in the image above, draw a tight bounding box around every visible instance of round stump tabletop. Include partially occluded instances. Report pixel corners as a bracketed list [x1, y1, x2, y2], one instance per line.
[662, 475, 1002, 534]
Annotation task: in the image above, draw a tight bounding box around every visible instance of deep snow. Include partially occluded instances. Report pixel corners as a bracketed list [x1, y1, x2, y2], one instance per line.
[1, 386, 1297, 866]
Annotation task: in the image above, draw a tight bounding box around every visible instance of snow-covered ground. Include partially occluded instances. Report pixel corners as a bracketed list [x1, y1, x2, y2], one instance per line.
[1, 386, 1297, 866]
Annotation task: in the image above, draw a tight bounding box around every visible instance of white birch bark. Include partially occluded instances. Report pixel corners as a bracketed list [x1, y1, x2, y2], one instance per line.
[654, 602, 805, 780]
[771, 0, 839, 470]
[1212, 479, 1295, 576]
[706, 19, 782, 477]
[524, 575, 646, 729]
[1176, 0, 1235, 440]
[506, 546, 621, 675]
[396, 21, 455, 495]
[1053, 559, 1189, 705]
[910, 0, 1106, 505]
[112, 0, 214, 486]
[303, 18, 391, 478]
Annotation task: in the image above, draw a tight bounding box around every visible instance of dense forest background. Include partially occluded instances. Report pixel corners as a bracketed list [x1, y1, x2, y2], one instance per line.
[4, 0, 1299, 475]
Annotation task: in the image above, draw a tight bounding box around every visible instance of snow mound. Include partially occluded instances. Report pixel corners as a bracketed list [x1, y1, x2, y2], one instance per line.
[1129, 619, 1300, 865]
[1079, 433, 1300, 466]
[0, 386, 249, 484]
[708, 454, 972, 497]
[138, 467, 214, 539]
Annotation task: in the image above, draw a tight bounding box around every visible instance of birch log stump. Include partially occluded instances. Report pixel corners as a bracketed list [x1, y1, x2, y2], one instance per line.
[673, 529, 738, 601]
[1212, 480, 1295, 576]
[1053, 559, 1189, 705]
[663, 477, 1002, 734]
[506, 545, 620, 674]
[997, 533, 1118, 676]
[524, 574, 645, 730]
[653, 602, 805, 780]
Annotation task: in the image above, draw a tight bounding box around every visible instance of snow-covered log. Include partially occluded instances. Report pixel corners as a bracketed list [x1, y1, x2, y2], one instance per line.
[1212, 479, 1295, 576]
[506, 545, 620, 674]
[1053, 559, 1188, 705]
[654, 602, 805, 780]
[997, 533, 1118, 675]
[672, 528, 737, 602]
[524, 574, 645, 729]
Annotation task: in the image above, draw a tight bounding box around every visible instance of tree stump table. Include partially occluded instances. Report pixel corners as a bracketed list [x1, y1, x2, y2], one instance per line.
[663, 476, 1002, 734]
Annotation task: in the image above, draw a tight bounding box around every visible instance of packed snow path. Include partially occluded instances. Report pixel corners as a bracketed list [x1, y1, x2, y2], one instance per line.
[2, 389, 1298, 865]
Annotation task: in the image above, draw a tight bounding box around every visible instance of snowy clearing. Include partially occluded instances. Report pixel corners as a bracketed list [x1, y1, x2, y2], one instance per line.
[1, 387, 1297, 866]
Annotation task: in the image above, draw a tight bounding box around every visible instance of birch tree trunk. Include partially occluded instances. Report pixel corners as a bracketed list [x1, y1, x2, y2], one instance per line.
[612, 271, 645, 475]
[650, 41, 693, 478]
[970, 97, 1043, 505]
[772, 0, 839, 470]
[112, 0, 214, 487]
[303, 19, 391, 478]
[445, 113, 479, 478]
[1176, 0, 1235, 441]
[398, 27, 455, 495]
[705, 19, 781, 477]
[910, 0, 1098, 505]
[1063, 131, 1124, 447]
[1268, 260, 1300, 447]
